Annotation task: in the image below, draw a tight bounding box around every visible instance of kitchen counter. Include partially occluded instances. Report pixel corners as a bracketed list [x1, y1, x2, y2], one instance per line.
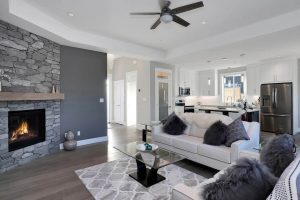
[191, 105, 259, 117]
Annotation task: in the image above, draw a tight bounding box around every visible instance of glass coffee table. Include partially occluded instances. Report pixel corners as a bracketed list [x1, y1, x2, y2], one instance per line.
[114, 141, 185, 187]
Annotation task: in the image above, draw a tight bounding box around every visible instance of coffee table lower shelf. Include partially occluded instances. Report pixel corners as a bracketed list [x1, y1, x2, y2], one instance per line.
[129, 168, 166, 188]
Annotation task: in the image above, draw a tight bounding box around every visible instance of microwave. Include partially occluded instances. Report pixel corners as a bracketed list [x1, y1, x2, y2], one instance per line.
[179, 87, 190, 96]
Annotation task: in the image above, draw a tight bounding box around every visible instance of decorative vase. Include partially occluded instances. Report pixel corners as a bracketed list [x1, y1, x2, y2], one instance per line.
[63, 130, 77, 151]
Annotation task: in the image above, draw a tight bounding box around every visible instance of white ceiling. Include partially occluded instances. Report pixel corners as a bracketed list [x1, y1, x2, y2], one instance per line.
[1, 0, 300, 69]
[24, 0, 300, 50]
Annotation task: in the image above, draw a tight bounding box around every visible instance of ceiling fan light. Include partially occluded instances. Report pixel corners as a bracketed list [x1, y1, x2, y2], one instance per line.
[160, 14, 173, 23]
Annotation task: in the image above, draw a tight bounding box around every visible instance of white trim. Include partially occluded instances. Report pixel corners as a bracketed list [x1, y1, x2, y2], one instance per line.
[60, 136, 108, 150]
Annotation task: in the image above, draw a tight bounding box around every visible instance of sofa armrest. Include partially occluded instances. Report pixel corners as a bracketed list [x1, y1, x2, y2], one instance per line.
[230, 122, 260, 162]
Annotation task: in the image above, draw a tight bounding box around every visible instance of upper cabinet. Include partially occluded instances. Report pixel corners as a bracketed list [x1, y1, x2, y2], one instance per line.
[198, 69, 216, 96]
[260, 60, 293, 83]
[178, 69, 198, 96]
[178, 69, 191, 88]
[247, 65, 261, 95]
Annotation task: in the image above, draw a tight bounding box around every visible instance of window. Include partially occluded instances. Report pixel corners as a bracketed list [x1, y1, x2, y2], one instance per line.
[222, 72, 246, 104]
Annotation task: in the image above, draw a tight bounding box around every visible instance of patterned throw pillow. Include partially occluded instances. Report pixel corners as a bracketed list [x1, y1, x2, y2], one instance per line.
[267, 154, 300, 200]
[225, 118, 249, 147]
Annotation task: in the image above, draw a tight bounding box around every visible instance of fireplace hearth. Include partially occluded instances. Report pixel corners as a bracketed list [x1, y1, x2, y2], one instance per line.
[8, 109, 46, 152]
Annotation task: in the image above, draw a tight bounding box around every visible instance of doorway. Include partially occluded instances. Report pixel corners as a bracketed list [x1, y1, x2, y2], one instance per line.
[113, 80, 125, 124]
[155, 69, 173, 121]
[126, 71, 137, 126]
[107, 74, 112, 124]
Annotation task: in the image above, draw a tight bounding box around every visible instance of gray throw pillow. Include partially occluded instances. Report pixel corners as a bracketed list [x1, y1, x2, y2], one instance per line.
[202, 158, 278, 200]
[203, 121, 227, 146]
[162, 113, 187, 135]
[260, 134, 296, 177]
[225, 118, 249, 147]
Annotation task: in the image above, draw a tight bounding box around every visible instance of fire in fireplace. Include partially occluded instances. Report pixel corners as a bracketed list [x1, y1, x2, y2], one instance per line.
[8, 109, 45, 152]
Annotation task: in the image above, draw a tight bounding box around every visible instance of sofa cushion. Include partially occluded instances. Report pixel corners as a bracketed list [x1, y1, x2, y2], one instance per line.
[172, 135, 203, 154]
[267, 154, 300, 200]
[225, 118, 249, 147]
[203, 121, 227, 146]
[188, 122, 206, 138]
[180, 113, 233, 130]
[197, 143, 231, 163]
[152, 129, 177, 146]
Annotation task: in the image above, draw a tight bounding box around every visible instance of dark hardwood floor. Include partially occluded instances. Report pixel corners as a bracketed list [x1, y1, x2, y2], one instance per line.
[1, 124, 299, 200]
[0, 124, 217, 200]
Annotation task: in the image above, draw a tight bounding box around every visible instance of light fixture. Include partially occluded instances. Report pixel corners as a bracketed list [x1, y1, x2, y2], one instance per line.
[160, 13, 173, 23]
[67, 12, 74, 17]
[208, 78, 211, 86]
[221, 58, 228, 60]
[240, 53, 246, 57]
[201, 21, 207, 25]
[133, 60, 137, 65]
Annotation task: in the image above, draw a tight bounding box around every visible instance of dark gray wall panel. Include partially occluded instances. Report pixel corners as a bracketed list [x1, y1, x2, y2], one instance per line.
[60, 46, 107, 140]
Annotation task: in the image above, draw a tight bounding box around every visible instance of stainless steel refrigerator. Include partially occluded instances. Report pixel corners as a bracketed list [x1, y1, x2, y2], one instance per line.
[260, 82, 293, 134]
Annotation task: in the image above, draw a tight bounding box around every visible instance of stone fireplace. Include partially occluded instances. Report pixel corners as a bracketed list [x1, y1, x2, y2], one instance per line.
[8, 109, 46, 152]
[0, 20, 62, 173]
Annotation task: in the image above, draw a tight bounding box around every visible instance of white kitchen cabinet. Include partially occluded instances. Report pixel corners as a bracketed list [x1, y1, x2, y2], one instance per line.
[198, 70, 215, 96]
[247, 65, 260, 95]
[260, 61, 293, 83]
[179, 69, 192, 88]
[178, 69, 199, 96]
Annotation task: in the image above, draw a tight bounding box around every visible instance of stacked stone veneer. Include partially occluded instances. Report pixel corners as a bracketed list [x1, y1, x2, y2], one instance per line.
[0, 20, 61, 173]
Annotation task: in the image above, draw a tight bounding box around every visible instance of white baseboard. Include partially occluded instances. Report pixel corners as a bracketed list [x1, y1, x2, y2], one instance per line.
[60, 136, 108, 150]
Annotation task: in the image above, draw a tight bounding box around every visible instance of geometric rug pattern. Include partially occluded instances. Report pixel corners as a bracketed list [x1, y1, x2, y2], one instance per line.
[75, 157, 206, 200]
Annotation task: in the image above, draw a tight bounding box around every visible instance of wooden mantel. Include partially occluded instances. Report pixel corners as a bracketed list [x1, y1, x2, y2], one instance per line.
[0, 92, 65, 101]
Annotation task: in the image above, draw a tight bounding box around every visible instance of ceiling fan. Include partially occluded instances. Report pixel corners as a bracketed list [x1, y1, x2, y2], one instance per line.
[130, 0, 204, 29]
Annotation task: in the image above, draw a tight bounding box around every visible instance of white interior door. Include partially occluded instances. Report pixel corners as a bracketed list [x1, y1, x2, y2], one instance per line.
[107, 74, 112, 123]
[126, 71, 137, 126]
[114, 80, 124, 124]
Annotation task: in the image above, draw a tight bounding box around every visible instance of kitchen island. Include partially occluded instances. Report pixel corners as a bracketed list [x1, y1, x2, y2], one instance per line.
[191, 105, 260, 122]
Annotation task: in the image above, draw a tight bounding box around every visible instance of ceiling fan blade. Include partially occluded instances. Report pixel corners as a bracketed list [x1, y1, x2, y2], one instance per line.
[159, 0, 171, 9]
[151, 18, 161, 29]
[130, 12, 161, 15]
[172, 1, 204, 14]
[172, 15, 190, 27]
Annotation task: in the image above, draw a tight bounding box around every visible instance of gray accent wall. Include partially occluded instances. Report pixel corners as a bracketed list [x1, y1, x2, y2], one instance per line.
[60, 46, 107, 140]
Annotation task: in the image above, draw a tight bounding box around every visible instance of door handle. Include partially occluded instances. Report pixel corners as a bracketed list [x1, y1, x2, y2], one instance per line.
[272, 88, 275, 108]
[263, 113, 290, 117]
[274, 88, 278, 108]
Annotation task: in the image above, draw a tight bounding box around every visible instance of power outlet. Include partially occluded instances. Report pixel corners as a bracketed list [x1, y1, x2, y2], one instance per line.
[77, 131, 81, 136]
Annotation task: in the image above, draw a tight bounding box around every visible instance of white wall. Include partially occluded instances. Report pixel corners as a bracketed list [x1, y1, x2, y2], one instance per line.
[112, 57, 151, 125]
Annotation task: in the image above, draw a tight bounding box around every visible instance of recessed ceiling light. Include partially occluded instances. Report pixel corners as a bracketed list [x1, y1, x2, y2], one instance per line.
[221, 58, 228, 60]
[67, 12, 74, 17]
[201, 21, 207, 25]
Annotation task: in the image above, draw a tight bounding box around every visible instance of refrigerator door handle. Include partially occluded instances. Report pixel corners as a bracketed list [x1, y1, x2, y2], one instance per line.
[274, 87, 278, 108]
[262, 113, 291, 117]
[272, 88, 275, 108]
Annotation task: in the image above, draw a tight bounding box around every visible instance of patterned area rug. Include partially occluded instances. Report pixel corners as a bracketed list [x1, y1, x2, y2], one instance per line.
[75, 157, 206, 200]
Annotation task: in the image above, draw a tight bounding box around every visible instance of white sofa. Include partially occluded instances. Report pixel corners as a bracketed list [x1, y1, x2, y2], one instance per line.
[152, 113, 260, 170]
